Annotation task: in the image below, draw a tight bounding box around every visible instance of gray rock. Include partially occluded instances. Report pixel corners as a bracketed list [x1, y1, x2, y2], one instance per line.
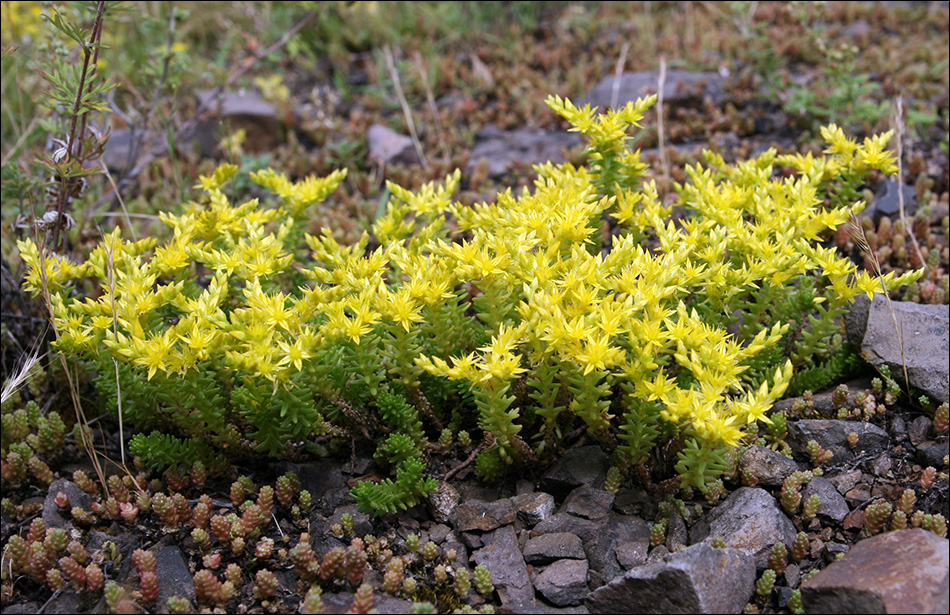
[43, 478, 92, 530]
[689, 487, 796, 570]
[918, 439, 950, 468]
[510, 491, 556, 527]
[534, 512, 602, 544]
[841, 19, 872, 38]
[285, 461, 345, 513]
[586, 512, 652, 586]
[739, 445, 801, 488]
[429, 481, 461, 524]
[101, 128, 165, 175]
[367, 124, 421, 166]
[845, 295, 949, 404]
[502, 602, 590, 614]
[786, 419, 890, 465]
[908, 415, 934, 446]
[1, 603, 43, 614]
[823, 541, 850, 563]
[428, 523, 451, 544]
[40, 591, 81, 614]
[866, 453, 893, 477]
[612, 487, 655, 517]
[474, 525, 535, 607]
[451, 498, 516, 532]
[535, 559, 590, 607]
[647, 545, 671, 565]
[563, 485, 615, 520]
[442, 532, 469, 568]
[467, 124, 583, 177]
[802, 477, 850, 523]
[524, 533, 587, 565]
[320, 590, 414, 614]
[665, 513, 688, 553]
[784, 563, 802, 589]
[586, 543, 755, 614]
[586, 70, 728, 110]
[615, 539, 649, 570]
[539, 446, 609, 502]
[802, 529, 949, 614]
[866, 179, 919, 222]
[191, 89, 282, 155]
[151, 545, 196, 606]
[828, 470, 863, 495]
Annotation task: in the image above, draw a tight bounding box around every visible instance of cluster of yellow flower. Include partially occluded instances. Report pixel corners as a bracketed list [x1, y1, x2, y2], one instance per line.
[18, 96, 921, 474]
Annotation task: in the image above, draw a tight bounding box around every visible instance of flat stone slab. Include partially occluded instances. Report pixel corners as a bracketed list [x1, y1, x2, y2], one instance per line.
[510, 491, 556, 527]
[689, 487, 796, 570]
[802, 529, 949, 614]
[801, 476, 850, 524]
[534, 559, 590, 607]
[845, 295, 949, 404]
[192, 89, 282, 155]
[739, 445, 801, 488]
[451, 498, 516, 532]
[586, 543, 754, 614]
[367, 124, 421, 166]
[524, 532, 586, 565]
[786, 419, 890, 465]
[474, 525, 535, 607]
[563, 485, 615, 520]
[467, 124, 583, 177]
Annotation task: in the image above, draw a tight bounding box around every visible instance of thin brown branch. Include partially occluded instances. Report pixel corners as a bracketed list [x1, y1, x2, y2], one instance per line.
[50, 0, 106, 249]
[441, 443, 484, 482]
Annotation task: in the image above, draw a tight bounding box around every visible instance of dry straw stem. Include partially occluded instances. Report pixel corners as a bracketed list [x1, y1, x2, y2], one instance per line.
[0, 342, 46, 407]
[384, 45, 430, 172]
[609, 41, 630, 110]
[33, 235, 109, 495]
[846, 96, 921, 399]
[414, 51, 448, 162]
[103, 241, 128, 472]
[97, 160, 136, 240]
[657, 56, 670, 188]
[848, 210, 909, 396]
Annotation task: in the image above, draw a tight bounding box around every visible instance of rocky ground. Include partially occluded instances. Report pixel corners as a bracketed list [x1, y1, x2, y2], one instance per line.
[2, 2, 949, 614]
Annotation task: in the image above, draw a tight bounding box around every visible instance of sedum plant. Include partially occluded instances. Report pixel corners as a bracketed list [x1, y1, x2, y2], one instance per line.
[18, 94, 921, 511]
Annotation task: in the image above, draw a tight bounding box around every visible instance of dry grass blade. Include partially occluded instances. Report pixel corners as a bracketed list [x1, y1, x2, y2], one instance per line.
[104, 240, 128, 471]
[0, 343, 46, 406]
[384, 45, 430, 172]
[657, 57, 670, 188]
[847, 212, 910, 396]
[610, 42, 630, 110]
[415, 52, 448, 163]
[33, 233, 109, 496]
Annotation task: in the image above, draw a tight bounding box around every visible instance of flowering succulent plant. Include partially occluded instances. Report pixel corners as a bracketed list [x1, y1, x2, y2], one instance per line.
[17, 94, 921, 511]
